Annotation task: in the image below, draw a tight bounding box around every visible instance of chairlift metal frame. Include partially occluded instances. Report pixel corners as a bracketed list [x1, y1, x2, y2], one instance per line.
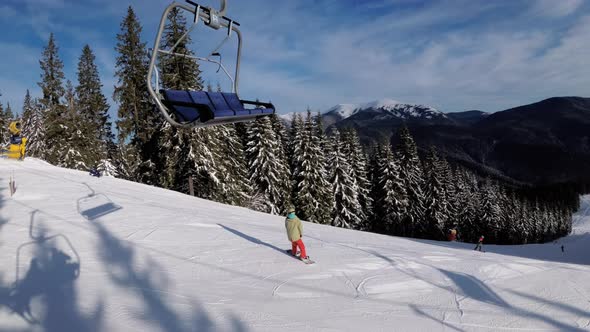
[148, 0, 273, 128]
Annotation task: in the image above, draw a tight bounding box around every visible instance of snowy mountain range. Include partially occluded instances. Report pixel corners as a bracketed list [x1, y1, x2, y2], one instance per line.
[327, 98, 446, 120]
[1, 158, 590, 331]
[279, 98, 451, 129]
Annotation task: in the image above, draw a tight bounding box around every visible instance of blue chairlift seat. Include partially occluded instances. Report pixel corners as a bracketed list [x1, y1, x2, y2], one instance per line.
[161, 89, 275, 126]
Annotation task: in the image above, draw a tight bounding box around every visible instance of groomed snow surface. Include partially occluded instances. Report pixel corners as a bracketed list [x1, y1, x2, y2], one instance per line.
[1, 158, 589, 332]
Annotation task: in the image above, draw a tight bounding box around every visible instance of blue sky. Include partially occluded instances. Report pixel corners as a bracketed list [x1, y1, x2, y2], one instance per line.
[1, 0, 589, 119]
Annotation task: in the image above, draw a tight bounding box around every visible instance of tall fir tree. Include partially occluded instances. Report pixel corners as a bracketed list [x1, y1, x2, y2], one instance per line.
[5, 103, 13, 121]
[422, 147, 449, 240]
[311, 112, 333, 224]
[395, 126, 426, 237]
[0, 98, 6, 145]
[327, 127, 363, 229]
[38, 32, 67, 164]
[291, 110, 332, 224]
[478, 179, 502, 242]
[370, 142, 407, 234]
[114, 6, 162, 184]
[21, 91, 46, 158]
[61, 80, 88, 169]
[342, 128, 372, 229]
[246, 116, 291, 214]
[270, 112, 289, 156]
[210, 124, 251, 205]
[288, 113, 305, 175]
[159, 7, 203, 91]
[76, 44, 113, 169]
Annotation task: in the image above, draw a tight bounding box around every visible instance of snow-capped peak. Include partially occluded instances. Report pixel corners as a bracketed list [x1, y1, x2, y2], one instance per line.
[360, 98, 402, 110]
[325, 103, 359, 119]
[324, 98, 445, 121]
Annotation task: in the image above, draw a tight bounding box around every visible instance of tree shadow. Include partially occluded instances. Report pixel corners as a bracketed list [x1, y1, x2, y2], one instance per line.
[305, 236, 587, 330]
[92, 221, 249, 332]
[0, 210, 104, 332]
[439, 268, 586, 331]
[218, 223, 289, 256]
[438, 269, 509, 307]
[507, 289, 590, 322]
[409, 304, 465, 332]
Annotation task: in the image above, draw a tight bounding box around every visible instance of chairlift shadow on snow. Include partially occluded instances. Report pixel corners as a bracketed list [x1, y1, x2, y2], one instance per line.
[0, 210, 104, 331]
[77, 183, 122, 221]
[90, 221, 248, 332]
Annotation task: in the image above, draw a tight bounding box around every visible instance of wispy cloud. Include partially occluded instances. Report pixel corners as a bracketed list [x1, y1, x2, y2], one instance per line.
[0, 0, 590, 116]
[530, 0, 584, 18]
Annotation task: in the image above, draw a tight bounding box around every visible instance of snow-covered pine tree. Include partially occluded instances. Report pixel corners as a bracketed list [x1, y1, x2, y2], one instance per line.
[159, 7, 203, 91]
[311, 112, 333, 225]
[422, 147, 449, 240]
[270, 112, 289, 157]
[371, 142, 407, 235]
[210, 124, 251, 206]
[207, 84, 251, 205]
[61, 80, 89, 170]
[5, 103, 13, 120]
[327, 127, 363, 229]
[477, 179, 502, 242]
[516, 197, 530, 244]
[114, 6, 162, 184]
[0, 99, 6, 145]
[115, 143, 139, 180]
[0, 101, 6, 145]
[21, 91, 46, 158]
[291, 110, 332, 224]
[76, 44, 113, 171]
[534, 199, 546, 243]
[497, 187, 518, 244]
[0, 100, 14, 143]
[454, 168, 479, 242]
[246, 116, 291, 214]
[395, 126, 426, 237]
[439, 157, 456, 230]
[38, 32, 67, 164]
[288, 113, 304, 175]
[342, 128, 372, 229]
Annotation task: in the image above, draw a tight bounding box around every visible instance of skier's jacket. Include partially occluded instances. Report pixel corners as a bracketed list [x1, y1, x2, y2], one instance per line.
[285, 215, 303, 242]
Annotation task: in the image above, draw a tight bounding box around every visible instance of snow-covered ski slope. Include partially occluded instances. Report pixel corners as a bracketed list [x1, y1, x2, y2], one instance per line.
[1, 159, 589, 332]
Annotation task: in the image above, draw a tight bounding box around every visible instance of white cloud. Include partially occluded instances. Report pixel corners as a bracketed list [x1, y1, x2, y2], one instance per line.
[2, 0, 590, 117]
[530, 0, 584, 18]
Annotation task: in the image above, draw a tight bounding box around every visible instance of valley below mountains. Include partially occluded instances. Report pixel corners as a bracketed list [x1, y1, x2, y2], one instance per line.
[320, 96, 590, 186]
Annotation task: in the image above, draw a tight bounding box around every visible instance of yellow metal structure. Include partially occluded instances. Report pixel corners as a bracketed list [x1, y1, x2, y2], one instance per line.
[2, 121, 27, 160]
[9, 121, 21, 135]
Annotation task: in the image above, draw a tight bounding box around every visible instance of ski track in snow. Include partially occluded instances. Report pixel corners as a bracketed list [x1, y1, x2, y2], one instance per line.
[1, 159, 590, 331]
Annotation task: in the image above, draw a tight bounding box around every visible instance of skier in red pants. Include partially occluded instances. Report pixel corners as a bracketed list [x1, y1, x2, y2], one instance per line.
[474, 235, 484, 251]
[285, 207, 308, 260]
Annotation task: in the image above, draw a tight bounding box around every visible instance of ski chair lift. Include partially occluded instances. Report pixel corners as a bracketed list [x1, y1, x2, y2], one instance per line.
[147, 0, 275, 128]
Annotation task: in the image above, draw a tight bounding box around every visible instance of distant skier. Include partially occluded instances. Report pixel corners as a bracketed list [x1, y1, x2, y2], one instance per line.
[89, 168, 101, 177]
[561, 245, 565, 253]
[474, 235, 484, 251]
[285, 207, 309, 260]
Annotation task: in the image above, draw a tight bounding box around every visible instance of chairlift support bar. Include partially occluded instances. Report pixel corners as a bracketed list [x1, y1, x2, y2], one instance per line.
[147, 0, 244, 128]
